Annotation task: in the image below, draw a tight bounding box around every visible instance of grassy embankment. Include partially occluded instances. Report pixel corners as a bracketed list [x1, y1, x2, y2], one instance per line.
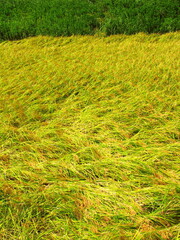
[0, 32, 180, 239]
[0, 0, 179, 41]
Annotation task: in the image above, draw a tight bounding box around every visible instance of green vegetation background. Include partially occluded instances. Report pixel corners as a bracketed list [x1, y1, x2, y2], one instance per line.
[0, 0, 179, 41]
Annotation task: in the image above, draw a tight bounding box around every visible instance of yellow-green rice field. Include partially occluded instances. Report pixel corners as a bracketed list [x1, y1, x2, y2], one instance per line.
[0, 32, 180, 239]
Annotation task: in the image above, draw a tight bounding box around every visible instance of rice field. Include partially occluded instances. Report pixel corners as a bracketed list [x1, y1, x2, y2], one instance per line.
[0, 32, 180, 240]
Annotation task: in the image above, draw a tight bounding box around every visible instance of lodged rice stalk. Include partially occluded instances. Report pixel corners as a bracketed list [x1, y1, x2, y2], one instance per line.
[0, 32, 179, 240]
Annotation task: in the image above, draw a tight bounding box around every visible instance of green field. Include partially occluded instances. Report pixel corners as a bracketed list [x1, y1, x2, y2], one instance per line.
[0, 32, 180, 239]
[0, 0, 179, 41]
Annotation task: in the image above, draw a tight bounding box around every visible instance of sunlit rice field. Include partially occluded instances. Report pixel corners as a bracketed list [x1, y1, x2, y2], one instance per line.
[0, 32, 180, 240]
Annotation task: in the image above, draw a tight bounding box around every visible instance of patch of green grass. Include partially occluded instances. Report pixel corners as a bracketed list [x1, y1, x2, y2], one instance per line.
[0, 32, 180, 239]
[0, 0, 179, 41]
